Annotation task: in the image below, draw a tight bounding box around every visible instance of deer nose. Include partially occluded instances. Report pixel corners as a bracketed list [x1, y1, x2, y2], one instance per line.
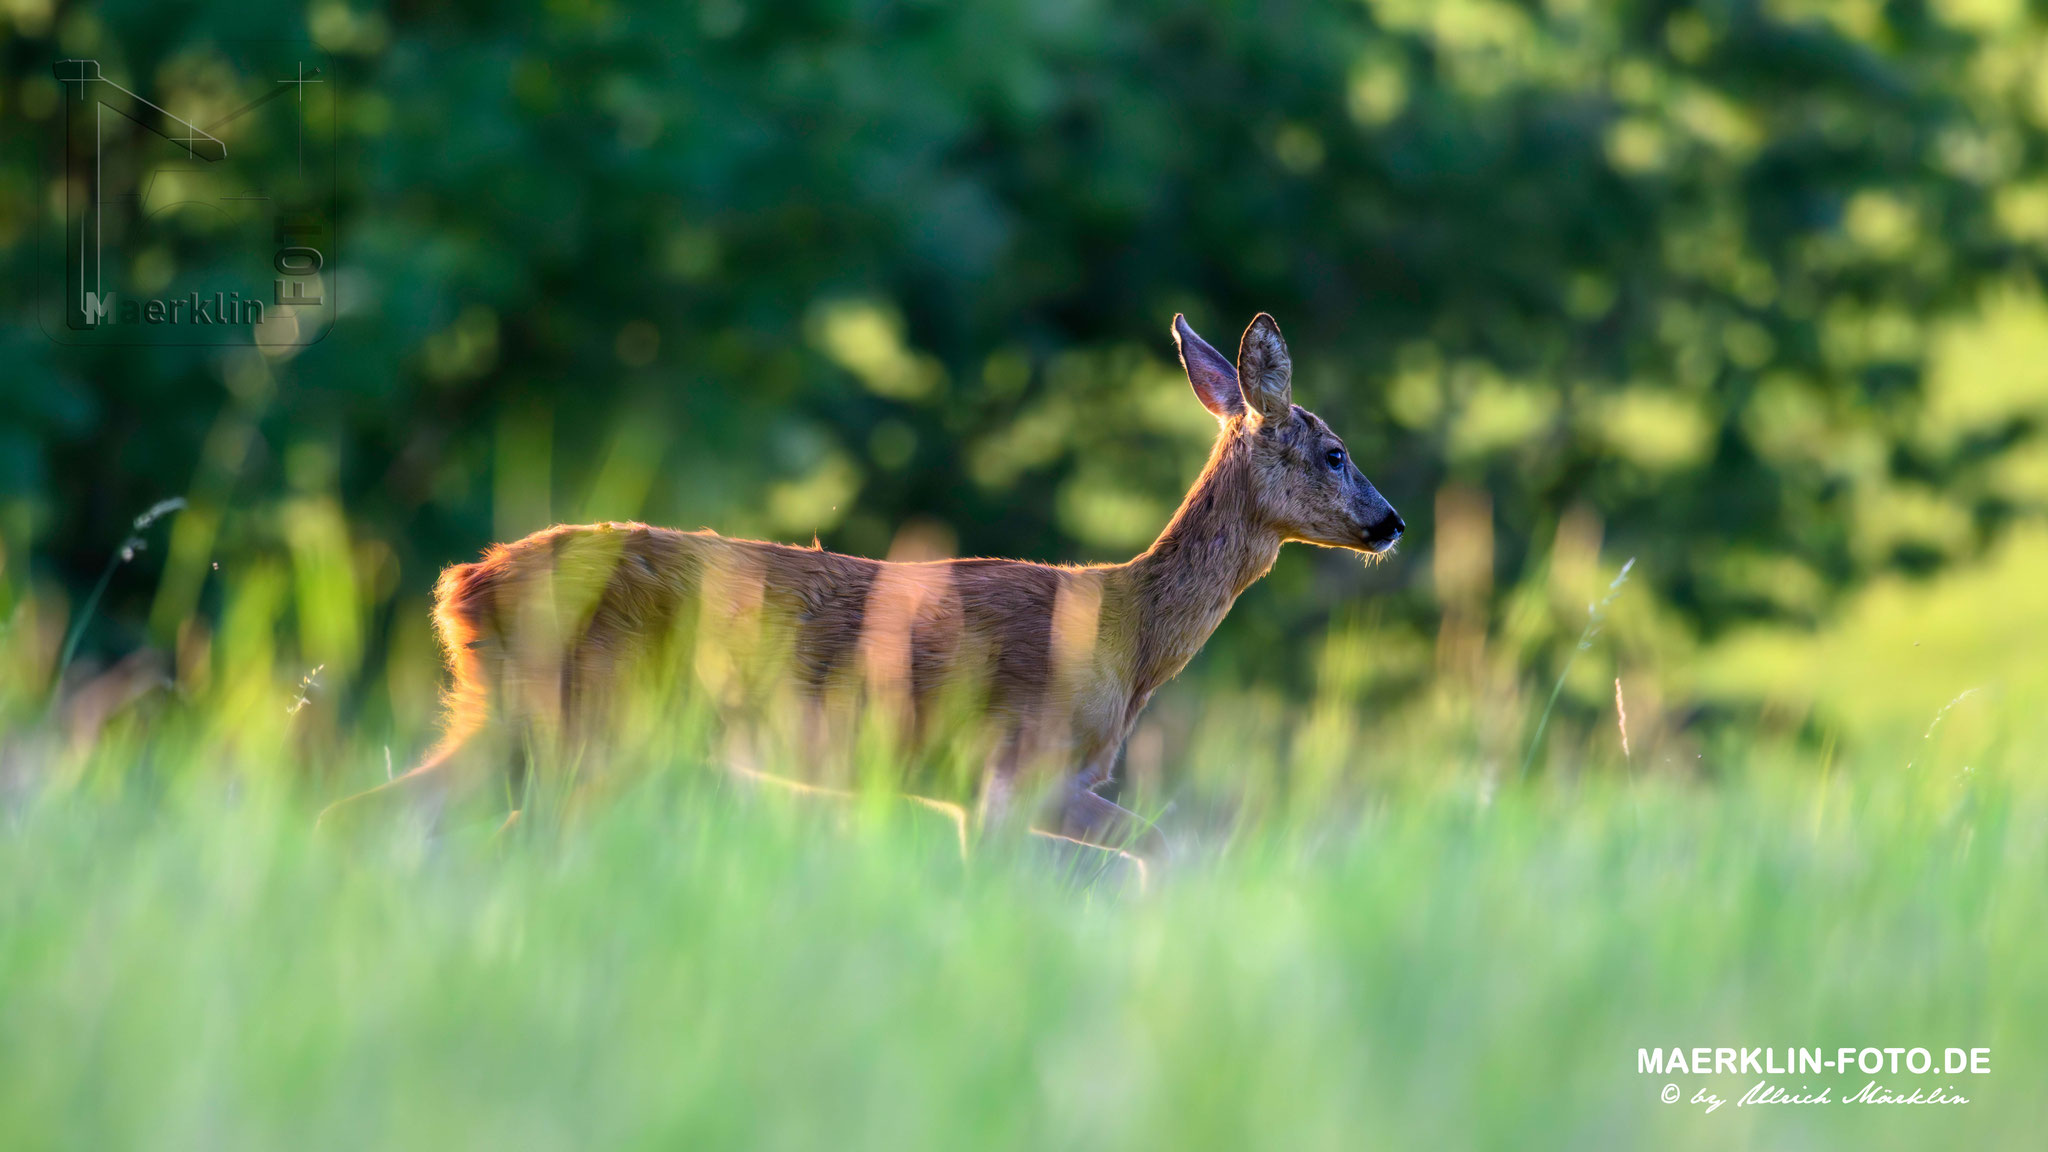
[1364, 511, 1404, 552]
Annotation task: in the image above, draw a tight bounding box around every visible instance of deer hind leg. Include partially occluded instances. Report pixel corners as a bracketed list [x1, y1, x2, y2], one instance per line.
[723, 760, 969, 857]
[1015, 784, 1156, 894]
[713, 697, 969, 860]
[975, 725, 1031, 837]
[1025, 827, 1150, 893]
[314, 717, 505, 836]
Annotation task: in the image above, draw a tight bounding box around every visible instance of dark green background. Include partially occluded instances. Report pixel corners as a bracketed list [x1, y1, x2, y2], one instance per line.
[4, 0, 2044, 702]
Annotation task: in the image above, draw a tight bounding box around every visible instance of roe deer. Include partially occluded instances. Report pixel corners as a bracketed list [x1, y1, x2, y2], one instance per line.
[318, 313, 1403, 861]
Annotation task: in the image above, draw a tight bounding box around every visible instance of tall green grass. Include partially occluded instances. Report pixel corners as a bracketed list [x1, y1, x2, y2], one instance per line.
[0, 699, 2040, 1149]
[3, 513, 2042, 1149]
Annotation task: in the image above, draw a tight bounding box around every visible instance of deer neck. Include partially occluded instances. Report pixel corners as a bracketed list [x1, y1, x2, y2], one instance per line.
[1119, 439, 1282, 695]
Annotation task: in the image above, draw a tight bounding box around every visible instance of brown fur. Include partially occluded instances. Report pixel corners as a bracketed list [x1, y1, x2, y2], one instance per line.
[319, 314, 1403, 857]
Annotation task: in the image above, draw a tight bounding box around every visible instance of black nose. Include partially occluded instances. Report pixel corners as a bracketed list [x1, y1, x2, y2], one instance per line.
[1364, 510, 1404, 552]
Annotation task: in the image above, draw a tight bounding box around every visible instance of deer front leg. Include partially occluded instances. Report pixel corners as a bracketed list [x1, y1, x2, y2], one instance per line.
[1039, 724, 1165, 861]
[1054, 786, 1166, 861]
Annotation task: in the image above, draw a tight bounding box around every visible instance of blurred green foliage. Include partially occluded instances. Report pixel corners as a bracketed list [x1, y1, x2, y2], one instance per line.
[5, 0, 2048, 704]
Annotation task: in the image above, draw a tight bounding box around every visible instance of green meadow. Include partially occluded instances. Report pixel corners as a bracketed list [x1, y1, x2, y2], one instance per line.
[2, 526, 2041, 1151]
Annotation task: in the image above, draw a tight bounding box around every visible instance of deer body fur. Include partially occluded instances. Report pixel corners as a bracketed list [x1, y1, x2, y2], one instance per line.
[321, 313, 1403, 859]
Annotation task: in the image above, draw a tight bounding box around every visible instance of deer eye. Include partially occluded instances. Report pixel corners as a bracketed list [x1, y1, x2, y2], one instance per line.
[1324, 448, 1346, 471]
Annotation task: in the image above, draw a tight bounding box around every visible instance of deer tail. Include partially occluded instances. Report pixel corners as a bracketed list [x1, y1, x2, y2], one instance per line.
[427, 557, 498, 764]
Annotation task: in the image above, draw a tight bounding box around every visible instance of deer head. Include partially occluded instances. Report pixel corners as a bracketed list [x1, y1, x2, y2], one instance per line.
[1173, 313, 1404, 554]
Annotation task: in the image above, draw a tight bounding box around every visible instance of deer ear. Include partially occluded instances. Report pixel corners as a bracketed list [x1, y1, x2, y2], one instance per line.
[1236, 313, 1293, 423]
[1173, 314, 1245, 421]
